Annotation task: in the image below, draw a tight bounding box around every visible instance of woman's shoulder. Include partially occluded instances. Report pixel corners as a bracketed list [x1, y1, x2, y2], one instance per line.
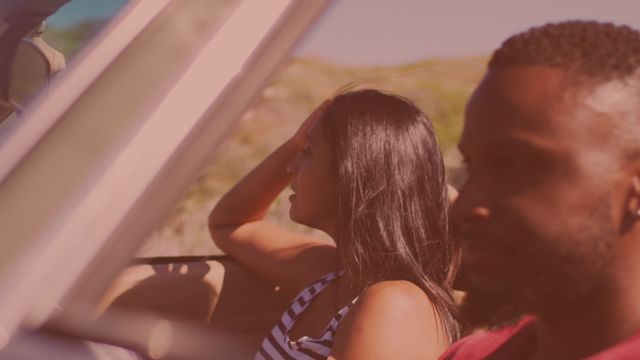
[343, 279, 442, 334]
[357, 280, 434, 311]
[331, 280, 446, 358]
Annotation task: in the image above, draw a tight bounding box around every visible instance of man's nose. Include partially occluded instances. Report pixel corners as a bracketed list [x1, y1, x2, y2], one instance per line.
[451, 184, 492, 224]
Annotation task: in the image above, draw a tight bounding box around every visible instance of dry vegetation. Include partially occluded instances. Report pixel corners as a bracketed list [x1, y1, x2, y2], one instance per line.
[137, 56, 488, 257]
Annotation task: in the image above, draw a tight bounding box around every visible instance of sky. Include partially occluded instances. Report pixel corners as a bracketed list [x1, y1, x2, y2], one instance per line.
[293, 0, 640, 65]
[47, 0, 640, 67]
[47, 0, 128, 28]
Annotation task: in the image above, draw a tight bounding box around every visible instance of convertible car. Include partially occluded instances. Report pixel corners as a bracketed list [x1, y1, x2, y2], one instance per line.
[0, 0, 331, 358]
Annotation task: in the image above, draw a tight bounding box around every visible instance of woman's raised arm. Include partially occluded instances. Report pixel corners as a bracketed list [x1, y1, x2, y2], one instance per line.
[208, 102, 336, 294]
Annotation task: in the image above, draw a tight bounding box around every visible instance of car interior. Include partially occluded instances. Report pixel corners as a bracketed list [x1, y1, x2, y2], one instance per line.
[0, 0, 331, 358]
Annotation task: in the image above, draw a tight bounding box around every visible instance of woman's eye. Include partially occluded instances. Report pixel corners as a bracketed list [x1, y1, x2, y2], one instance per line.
[301, 147, 311, 156]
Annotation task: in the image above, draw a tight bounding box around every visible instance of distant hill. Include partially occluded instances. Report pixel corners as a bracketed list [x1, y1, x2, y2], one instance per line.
[139, 56, 488, 256]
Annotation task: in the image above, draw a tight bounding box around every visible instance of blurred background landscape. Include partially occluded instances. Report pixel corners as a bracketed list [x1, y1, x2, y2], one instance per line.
[41, 0, 640, 257]
[137, 55, 486, 256]
[43, 3, 486, 257]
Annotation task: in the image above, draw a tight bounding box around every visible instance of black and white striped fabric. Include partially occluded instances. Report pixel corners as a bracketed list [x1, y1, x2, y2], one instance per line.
[255, 271, 359, 360]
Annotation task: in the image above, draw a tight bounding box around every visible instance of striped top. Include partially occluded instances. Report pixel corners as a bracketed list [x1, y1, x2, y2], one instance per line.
[255, 271, 359, 360]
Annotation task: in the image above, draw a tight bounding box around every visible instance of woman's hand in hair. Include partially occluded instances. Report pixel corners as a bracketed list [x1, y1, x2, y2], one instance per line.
[291, 99, 332, 148]
[209, 99, 337, 295]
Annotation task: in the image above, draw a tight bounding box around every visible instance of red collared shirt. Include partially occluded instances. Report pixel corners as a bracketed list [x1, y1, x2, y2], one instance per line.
[440, 316, 640, 359]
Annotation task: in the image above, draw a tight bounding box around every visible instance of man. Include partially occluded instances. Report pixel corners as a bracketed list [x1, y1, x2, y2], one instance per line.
[441, 21, 640, 359]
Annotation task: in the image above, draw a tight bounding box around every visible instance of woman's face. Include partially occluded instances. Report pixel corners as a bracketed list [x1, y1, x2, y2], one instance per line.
[287, 117, 339, 236]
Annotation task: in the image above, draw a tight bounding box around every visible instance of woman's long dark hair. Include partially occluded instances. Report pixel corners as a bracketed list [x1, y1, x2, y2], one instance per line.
[320, 89, 460, 343]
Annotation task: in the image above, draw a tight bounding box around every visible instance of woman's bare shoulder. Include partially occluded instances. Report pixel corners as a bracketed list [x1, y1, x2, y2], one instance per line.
[330, 280, 446, 359]
[360, 280, 432, 308]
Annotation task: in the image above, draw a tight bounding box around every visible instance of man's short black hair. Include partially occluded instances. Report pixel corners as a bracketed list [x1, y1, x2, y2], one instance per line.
[489, 20, 640, 82]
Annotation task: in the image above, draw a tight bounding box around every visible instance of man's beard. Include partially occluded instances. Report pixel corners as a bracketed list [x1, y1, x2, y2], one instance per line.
[456, 266, 534, 330]
[457, 205, 616, 331]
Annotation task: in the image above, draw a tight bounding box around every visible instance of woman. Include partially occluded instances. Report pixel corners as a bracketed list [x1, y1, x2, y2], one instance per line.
[209, 89, 459, 359]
